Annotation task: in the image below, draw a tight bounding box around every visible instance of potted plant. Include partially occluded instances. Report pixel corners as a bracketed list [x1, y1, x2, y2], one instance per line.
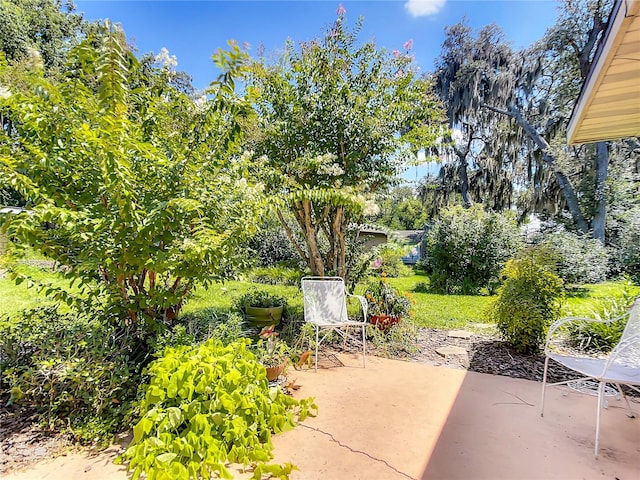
[255, 325, 290, 381]
[364, 275, 414, 331]
[235, 289, 287, 327]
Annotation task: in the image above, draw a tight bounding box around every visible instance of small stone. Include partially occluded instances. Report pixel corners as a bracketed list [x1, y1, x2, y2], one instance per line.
[33, 447, 47, 457]
[448, 330, 473, 339]
[436, 345, 468, 357]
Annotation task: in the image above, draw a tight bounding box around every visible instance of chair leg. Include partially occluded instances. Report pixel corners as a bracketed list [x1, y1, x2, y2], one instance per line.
[315, 327, 319, 372]
[540, 356, 549, 417]
[362, 324, 366, 368]
[615, 383, 636, 418]
[595, 381, 605, 458]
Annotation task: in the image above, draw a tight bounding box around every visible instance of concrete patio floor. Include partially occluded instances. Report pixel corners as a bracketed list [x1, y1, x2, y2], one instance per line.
[6, 353, 640, 479]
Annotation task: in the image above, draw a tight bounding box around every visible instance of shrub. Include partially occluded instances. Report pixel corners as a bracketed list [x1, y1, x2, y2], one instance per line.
[118, 340, 316, 479]
[153, 311, 249, 354]
[234, 289, 288, 310]
[426, 205, 522, 294]
[539, 231, 608, 284]
[246, 266, 303, 286]
[616, 209, 640, 283]
[486, 251, 564, 354]
[367, 321, 419, 357]
[568, 288, 635, 352]
[371, 243, 412, 278]
[248, 226, 300, 267]
[0, 306, 142, 442]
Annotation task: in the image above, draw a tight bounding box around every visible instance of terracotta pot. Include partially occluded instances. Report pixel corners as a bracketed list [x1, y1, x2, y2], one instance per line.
[265, 362, 286, 381]
[370, 314, 401, 331]
[245, 305, 283, 327]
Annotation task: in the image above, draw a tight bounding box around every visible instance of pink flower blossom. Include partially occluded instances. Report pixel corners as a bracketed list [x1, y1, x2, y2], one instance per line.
[392, 49, 401, 58]
[337, 3, 346, 16]
[403, 39, 414, 50]
[372, 257, 383, 268]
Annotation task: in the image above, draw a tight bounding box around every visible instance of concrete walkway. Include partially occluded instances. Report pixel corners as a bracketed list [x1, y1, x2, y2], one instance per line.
[6, 354, 640, 479]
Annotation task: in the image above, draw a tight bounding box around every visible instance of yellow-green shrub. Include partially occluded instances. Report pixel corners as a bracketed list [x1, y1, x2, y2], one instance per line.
[486, 253, 564, 354]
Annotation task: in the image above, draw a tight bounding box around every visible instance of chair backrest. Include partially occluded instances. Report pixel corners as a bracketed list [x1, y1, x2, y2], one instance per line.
[301, 276, 348, 326]
[612, 296, 640, 368]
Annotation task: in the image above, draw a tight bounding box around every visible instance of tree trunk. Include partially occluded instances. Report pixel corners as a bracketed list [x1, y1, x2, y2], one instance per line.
[483, 103, 590, 235]
[301, 200, 325, 276]
[592, 141, 608, 243]
[454, 138, 474, 208]
[458, 159, 473, 208]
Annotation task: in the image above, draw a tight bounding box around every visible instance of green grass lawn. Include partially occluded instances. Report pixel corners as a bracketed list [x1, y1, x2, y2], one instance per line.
[1, 263, 637, 329]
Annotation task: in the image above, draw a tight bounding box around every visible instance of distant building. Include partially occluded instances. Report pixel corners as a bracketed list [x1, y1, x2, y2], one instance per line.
[394, 230, 425, 265]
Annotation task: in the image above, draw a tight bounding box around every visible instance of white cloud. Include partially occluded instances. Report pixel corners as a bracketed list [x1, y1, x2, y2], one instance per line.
[404, 0, 446, 17]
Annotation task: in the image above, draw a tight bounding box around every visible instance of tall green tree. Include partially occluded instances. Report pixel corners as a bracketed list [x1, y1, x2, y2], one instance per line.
[247, 8, 444, 278]
[0, 24, 262, 330]
[433, 0, 613, 241]
[0, 0, 86, 71]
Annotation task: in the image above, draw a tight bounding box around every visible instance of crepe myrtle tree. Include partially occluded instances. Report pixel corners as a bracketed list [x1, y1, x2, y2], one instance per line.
[0, 24, 264, 332]
[246, 6, 444, 278]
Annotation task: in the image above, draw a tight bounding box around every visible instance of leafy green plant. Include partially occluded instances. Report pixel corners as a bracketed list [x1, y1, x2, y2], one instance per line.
[152, 311, 249, 354]
[246, 266, 303, 286]
[0, 305, 142, 442]
[568, 287, 635, 352]
[365, 276, 414, 318]
[234, 289, 288, 310]
[371, 243, 412, 278]
[118, 339, 316, 480]
[367, 321, 419, 357]
[539, 231, 608, 284]
[486, 251, 564, 354]
[616, 208, 640, 284]
[426, 205, 522, 294]
[254, 325, 291, 368]
[0, 24, 262, 335]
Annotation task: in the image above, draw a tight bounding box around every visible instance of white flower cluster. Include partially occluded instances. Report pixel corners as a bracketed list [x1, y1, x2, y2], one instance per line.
[155, 47, 178, 71]
[0, 85, 10, 99]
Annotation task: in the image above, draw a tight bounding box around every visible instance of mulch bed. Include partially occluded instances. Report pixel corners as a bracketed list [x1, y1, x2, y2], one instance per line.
[407, 327, 578, 385]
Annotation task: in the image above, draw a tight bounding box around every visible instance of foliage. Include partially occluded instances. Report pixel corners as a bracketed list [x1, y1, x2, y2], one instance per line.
[245, 266, 303, 287]
[431, 1, 614, 241]
[234, 289, 288, 310]
[487, 250, 565, 354]
[152, 311, 249, 354]
[0, 305, 142, 442]
[371, 243, 413, 278]
[615, 208, 640, 284]
[248, 223, 300, 267]
[568, 286, 635, 352]
[0, 0, 87, 71]
[254, 325, 290, 368]
[365, 276, 414, 318]
[426, 205, 522, 294]
[0, 25, 263, 333]
[539, 230, 608, 284]
[118, 339, 316, 480]
[246, 7, 444, 277]
[367, 320, 419, 357]
[376, 187, 429, 230]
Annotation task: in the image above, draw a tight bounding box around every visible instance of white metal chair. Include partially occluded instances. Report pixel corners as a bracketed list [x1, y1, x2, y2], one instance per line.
[301, 276, 368, 370]
[540, 296, 640, 457]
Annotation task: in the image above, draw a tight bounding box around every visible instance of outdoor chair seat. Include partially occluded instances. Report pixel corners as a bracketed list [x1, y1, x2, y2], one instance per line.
[541, 296, 640, 457]
[301, 276, 368, 370]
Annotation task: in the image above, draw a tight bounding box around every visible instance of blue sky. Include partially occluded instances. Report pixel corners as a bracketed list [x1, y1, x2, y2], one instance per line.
[75, 0, 561, 91]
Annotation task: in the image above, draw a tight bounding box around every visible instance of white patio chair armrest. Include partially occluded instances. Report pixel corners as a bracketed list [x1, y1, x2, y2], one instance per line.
[545, 315, 627, 354]
[347, 293, 368, 323]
